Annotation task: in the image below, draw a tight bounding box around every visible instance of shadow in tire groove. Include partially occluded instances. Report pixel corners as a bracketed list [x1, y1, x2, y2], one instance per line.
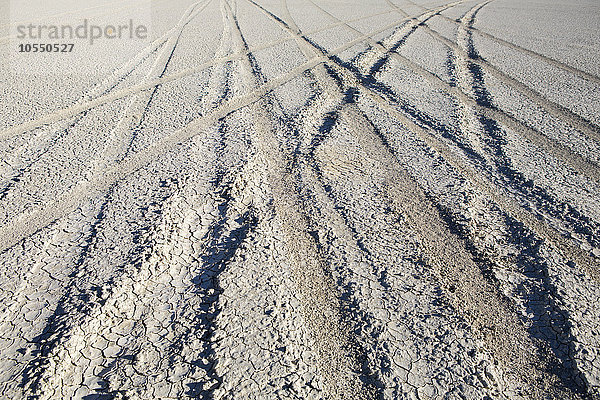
[185, 207, 258, 398]
[504, 216, 589, 395]
[296, 97, 397, 398]
[441, 10, 591, 390]
[18, 186, 117, 396]
[303, 34, 488, 167]
[457, 7, 600, 249]
[18, 179, 175, 397]
[428, 191, 588, 395]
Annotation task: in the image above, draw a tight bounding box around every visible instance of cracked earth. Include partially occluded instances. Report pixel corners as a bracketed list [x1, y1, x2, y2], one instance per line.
[1, 0, 600, 398]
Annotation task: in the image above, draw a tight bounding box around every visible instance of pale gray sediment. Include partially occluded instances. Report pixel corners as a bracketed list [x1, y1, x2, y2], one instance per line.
[0, 0, 599, 398]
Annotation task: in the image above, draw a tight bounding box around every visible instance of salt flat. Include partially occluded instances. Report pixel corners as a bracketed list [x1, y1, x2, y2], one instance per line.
[0, 0, 599, 399]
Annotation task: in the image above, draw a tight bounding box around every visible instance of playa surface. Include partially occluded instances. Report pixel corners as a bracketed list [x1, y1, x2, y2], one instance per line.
[0, 0, 599, 398]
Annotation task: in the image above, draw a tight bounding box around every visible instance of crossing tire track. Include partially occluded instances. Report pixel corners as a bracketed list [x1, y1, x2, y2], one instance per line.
[0, 9, 423, 143]
[400, 0, 600, 86]
[0, 11, 436, 261]
[2, 1, 599, 398]
[305, 0, 600, 183]
[242, 0, 581, 397]
[221, 0, 379, 397]
[388, 1, 600, 144]
[0, 0, 212, 208]
[283, 0, 600, 286]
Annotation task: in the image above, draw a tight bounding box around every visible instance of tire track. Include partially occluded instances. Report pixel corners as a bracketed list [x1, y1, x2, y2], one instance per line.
[0, 3, 229, 385]
[353, 0, 462, 77]
[236, 0, 472, 394]
[0, 0, 216, 252]
[243, 0, 578, 397]
[348, 51, 600, 283]
[202, 142, 325, 399]
[386, 0, 600, 145]
[287, 0, 600, 285]
[220, 0, 376, 397]
[20, 5, 248, 394]
[15, 189, 121, 399]
[461, 3, 600, 246]
[277, 4, 396, 395]
[333, 96, 577, 400]
[33, 176, 244, 399]
[304, 0, 600, 183]
[253, 1, 600, 396]
[117, 0, 214, 161]
[449, 4, 599, 394]
[313, 0, 599, 285]
[3, 2, 595, 295]
[92, 0, 212, 167]
[10, 108, 251, 398]
[24, 12, 263, 390]
[363, 3, 600, 281]
[0, 58, 318, 255]
[0, 13, 435, 261]
[289, 81, 504, 397]
[400, 0, 600, 86]
[0, 0, 209, 203]
[2, 9, 584, 396]
[451, 3, 600, 277]
[362, 93, 600, 397]
[1, 1, 597, 398]
[0, 14, 423, 398]
[264, 0, 499, 396]
[0, 196, 112, 399]
[0, 174, 176, 399]
[309, 110, 519, 399]
[0, 7, 443, 142]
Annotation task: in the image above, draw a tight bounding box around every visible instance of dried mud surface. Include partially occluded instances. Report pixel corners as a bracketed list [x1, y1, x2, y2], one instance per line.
[1, 0, 599, 399]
